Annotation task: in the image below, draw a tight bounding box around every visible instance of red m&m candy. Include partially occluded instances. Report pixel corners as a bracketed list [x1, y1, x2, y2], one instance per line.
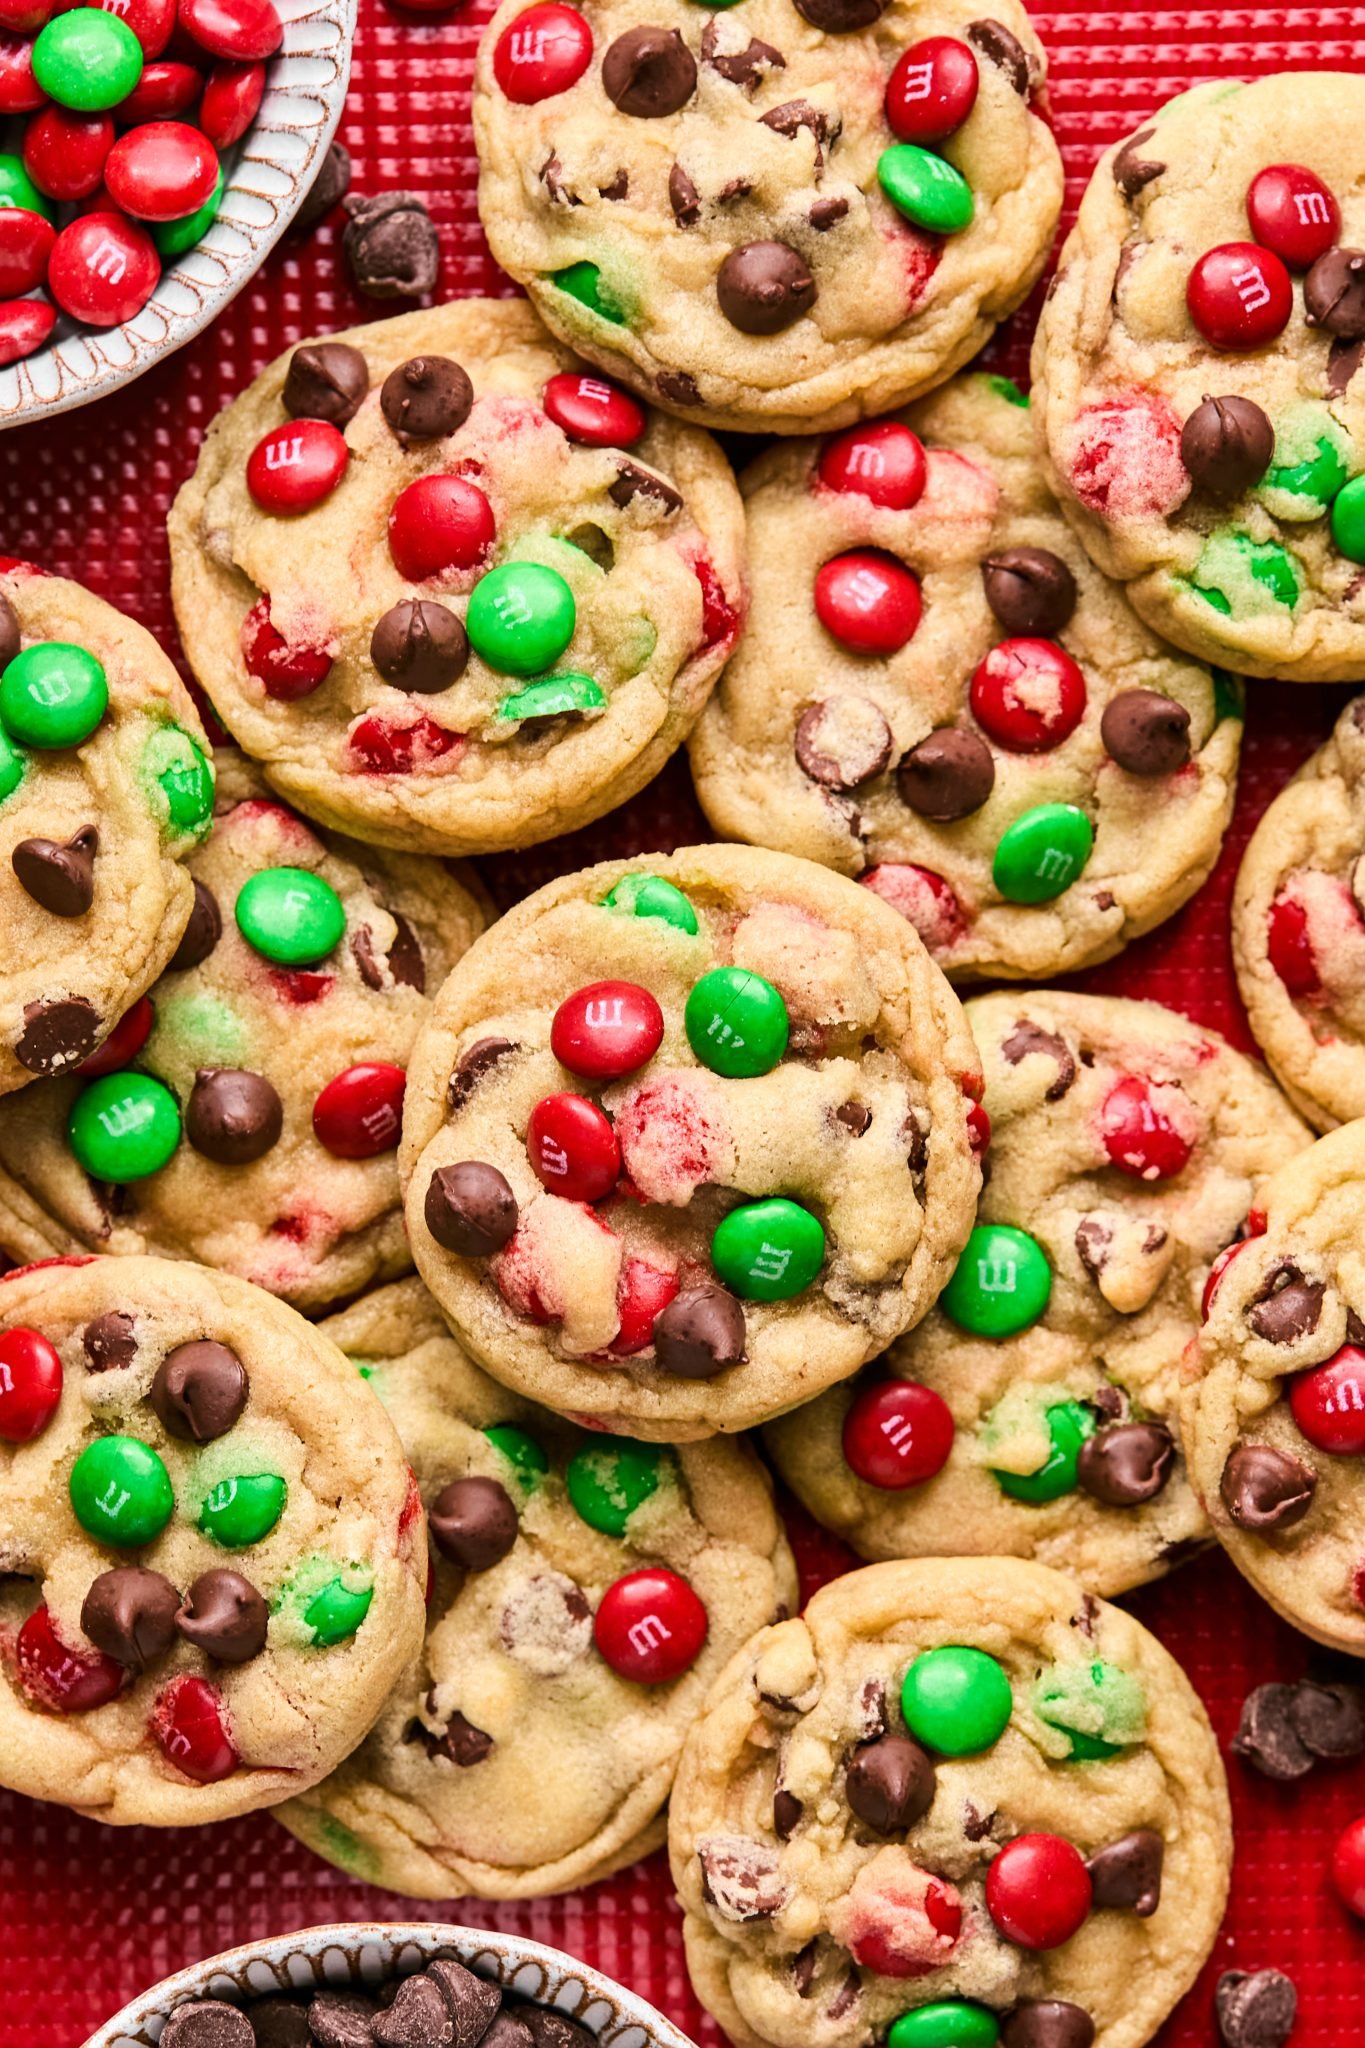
[1201, 1214, 1266, 1321]
[843, 1378, 955, 1490]
[493, 2, 593, 105]
[105, 119, 218, 221]
[198, 58, 264, 147]
[48, 211, 159, 324]
[114, 58, 201, 122]
[1267, 891, 1318, 996]
[986, 1833, 1092, 1950]
[1289, 1345, 1365, 1454]
[0, 28, 46, 111]
[969, 637, 1086, 752]
[1246, 164, 1339, 271]
[594, 1565, 707, 1683]
[1187, 242, 1292, 351]
[389, 475, 495, 582]
[885, 36, 979, 145]
[241, 595, 333, 700]
[76, 994, 154, 1078]
[1332, 1815, 1365, 1918]
[65, 0, 176, 58]
[16, 1605, 125, 1712]
[966, 1101, 990, 1157]
[860, 861, 966, 951]
[246, 420, 349, 515]
[815, 549, 922, 655]
[348, 712, 462, 774]
[152, 1672, 238, 1781]
[606, 1255, 678, 1357]
[0, 204, 54, 294]
[528, 1091, 621, 1202]
[0, 0, 52, 31]
[178, 0, 281, 62]
[551, 980, 664, 1080]
[542, 369, 645, 447]
[24, 106, 114, 201]
[0, 1325, 62, 1441]
[0, 296, 55, 363]
[818, 420, 927, 510]
[1099, 1074, 1194, 1182]
[312, 1062, 406, 1159]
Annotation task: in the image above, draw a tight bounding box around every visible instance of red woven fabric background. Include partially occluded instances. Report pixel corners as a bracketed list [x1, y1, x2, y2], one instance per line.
[2, 2, 1364, 2040]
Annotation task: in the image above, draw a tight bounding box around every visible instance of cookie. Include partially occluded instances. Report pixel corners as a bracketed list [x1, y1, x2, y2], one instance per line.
[765, 992, 1311, 1595]
[167, 298, 745, 857]
[400, 844, 981, 1441]
[1185, 1117, 1365, 1656]
[0, 755, 486, 1311]
[668, 1553, 1231, 2048]
[690, 375, 1242, 982]
[0, 560, 214, 1095]
[276, 1276, 796, 1897]
[0, 1254, 426, 1825]
[472, 0, 1063, 434]
[1233, 694, 1365, 1131]
[1032, 74, 1365, 683]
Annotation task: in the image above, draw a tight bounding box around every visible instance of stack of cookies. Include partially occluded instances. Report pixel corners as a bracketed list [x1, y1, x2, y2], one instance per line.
[8, 14, 1365, 2048]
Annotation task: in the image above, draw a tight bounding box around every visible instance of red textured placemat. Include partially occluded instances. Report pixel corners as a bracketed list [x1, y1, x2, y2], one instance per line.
[3, 2, 1365, 2042]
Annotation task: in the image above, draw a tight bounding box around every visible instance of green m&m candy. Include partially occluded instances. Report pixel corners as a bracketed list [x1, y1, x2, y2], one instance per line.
[0, 155, 53, 220]
[877, 145, 974, 234]
[495, 673, 606, 722]
[603, 873, 699, 934]
[1211, 668, 1244, 723]
[685, 966, 788, 1078]
[32, 9, 143, 111]
[153, 166, 225, 259]
[712, 1197, 825, 1300]
[985, 375, 1028, 409]
[888, 2003, 1000, 2048]
[1332, 474, 1365, 563]
[567, 1437, 670, 1537]
[68, 1073, 181, 1182]
[1262, 435, 1348, 519]
[992, 1400, 1094, 1504]
[1033, 1658, 1146, 1760]
[235, 867, 345, 966]
[0, 643, 108, 748]
[199, 1473, 287, 1547]
[144, 724, 214, 839]
[467, 563, 577, 677]
[0, 727, 25, 803]
[484, 1424, 549, 1490]
[304, 1569, 374, 1645]
[902, 1644, 1013, 1756]
[70, 1435, 174, 1547]
[993, 804, 1093, 905]
[941, 1224, 1051, 1338]
[1193, 530, 1299, 614]
[551, 262, 628, 325]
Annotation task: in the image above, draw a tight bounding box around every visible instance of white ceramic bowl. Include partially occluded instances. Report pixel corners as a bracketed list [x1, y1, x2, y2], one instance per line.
[0, 0, 355, 428]
[82, 1920, 699, 2048]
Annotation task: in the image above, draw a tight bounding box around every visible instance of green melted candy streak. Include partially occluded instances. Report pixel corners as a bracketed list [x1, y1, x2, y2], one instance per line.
[1033, 1658, 1146, 1759]
[1193, 531, 1299, 615]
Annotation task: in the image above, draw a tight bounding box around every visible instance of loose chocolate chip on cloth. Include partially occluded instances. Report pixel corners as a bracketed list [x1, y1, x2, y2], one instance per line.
[1216, 1970, 1297, 2048]
[343, 192, 441, 298]
[293, 139, 352, 233]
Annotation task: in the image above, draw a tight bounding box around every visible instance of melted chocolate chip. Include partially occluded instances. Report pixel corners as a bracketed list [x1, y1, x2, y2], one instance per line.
[15, 995, 100, 1074]
[282, 342, 369, 427]
[1085, 1829, 1163, 1915]
[1215, 1971, 1297, 2048]
[962, 1800, 996, 1840]
[1291, 1678, 1365, 1759]
[1329, 337, 1365, 395]
[539, 152, 579, 207]
[150, 1340, 249, 1443]
[716, 241, 815, 334]
[424, 1162, 519, 1256]
[698, 1837, 789, 1919]
[1111, 127, 1165, 198]
[981, 546, 1077, 636]
[796, 696, 893, 791]
[1076, 1421, 1175, 1506]
[429, 1476, 519, 1570]
[845, 1734, 935, 1833]
[12, 825, 97, 916]
[760, 98, 840, 164]
[773, 1788, 803, 1839]
[353, 909, 426, 991]
[379, 356, 474, 441]
[1220, 1442, 1316, 1533]
[809, 196, 848, 230]
[599, 169, 629, 200]
[1304, 247, 1365, 337]
[82, 1309, 136, 1371]
[343, 192, 440, 299]
[836, 1100, 872, 1135]
[700, 20, 785, 90]
[371, 599, 469, 693]
[1101, 689, 1193, 775]
[668, 162, 701, 226]
[0, 591, 18, 668]
[1231, 1683, 1315, 1780]
[1001, 1019, 1076, 1098]
[186, 1068, 283, 1166]
[171, 879, 222, 971]
[602, 26, 697, 116]
[160, 2004, 255, 2048]
[897, 729, 994, 820]
[608, 461, 683, 513]
[1001, 2003, 1096, 2048]
[1247, 1268, 1324, 1344]
[81, 1565, 179, 1670]
[653, 1285, 746, 1377]
[792, 0, 885, 28]
[966, 18, 1033, 94]
[448, 1037, 518, 1113]
[657, 370, 701, 407]
[176, 1568, 269, 1663]
[1180, 394, 1273, 500]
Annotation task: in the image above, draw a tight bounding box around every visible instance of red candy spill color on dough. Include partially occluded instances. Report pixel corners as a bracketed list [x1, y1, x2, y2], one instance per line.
[861, 864, 966, 950]
[16, 1606, 124, 1712]
[842, 1379, 955, 1490]
[0, 1327, 62, 1442]
[347, 712, 463, 773]
[151, 1674, 239, 1782]
[690, 552, 739, 656]
[1267, 890, 1319, 996]
[241, 595, 333, 699]
[1068, 393, 1188, 522]
[603, 1254, 679, 1357]
[841, 1860, 963, 1977]
[594, 1566, 707, 1683]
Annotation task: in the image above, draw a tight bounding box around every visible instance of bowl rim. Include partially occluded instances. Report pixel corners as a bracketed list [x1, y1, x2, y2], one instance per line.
[80, 1917, 701, 2048]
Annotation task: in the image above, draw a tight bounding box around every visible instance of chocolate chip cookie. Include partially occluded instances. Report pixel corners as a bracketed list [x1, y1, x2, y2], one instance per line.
[0, 560, 214, 1095]
[400, 844, 981, 1440]
[276, 1277, 795, 1897]
[0, 755, 486, 1310]
[1185, 1117, 1365, 1655]
[767, 992, 1312, 1595]
[168, 298, 745, 857]
[669, 1554, 1230, 2048]
[473, 0, 1062, 434]
[690, 374, 1241, 981]
[0, 1254, 426, 1825]
[1032, 74, 1365, 682]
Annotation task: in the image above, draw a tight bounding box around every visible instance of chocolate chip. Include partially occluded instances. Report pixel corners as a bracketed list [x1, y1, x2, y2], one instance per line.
[836, 1101, 872, 1135]
[1076, 1422, 1175, 1506]
[700, 21, 785, 90]
[184, 1066, 282, 1167]
[426, 1708, 496, 1765]
[1001, 1019, 1076, 1098]
[668, 163, 700, 226]
[1328, 337, 1365, 395]
[424, 1162, 519, 1256]
[608, 460, 683, 513]
[760, 99, 840, 167]
[809, 196, 848, 230]
[1291, 1678, 1365, 1759]
[1216, 1970, 1297, 2048]
[773, 1788, 803, 1838]
[1111, 127, 1164, 198]
[308, 1989, 381, 2048]
[150, 1339, 249, 1443]
[0, 591, 18, 668]
[1100, 689, 1193, 776]
[539, 152, 579, 207]
[171, 879, 222, 971]
[371, 599, 469, 694]
[247, 1998, 313, 2048]
[353, 908, 427, 991]
[499, 1573, 592, 1673]
[343, 192, 440, 299]
[480, 2017, 534, 2048]
[522, 2012, 593, 2048]
[1085, 1829, 1163, 1915]
[292, 138, 352, 233]
[15, 995, 101, 1074]
[698, 1836, 790, 1919]
[430, 1476, 519, 1571]
[426, 1960, 502, 2044]
[845, 1734, 935, 1833]
[792, 0, 885, 28]
[599, 168, 629, 200]
[896, 728, 994, 820]
[962, 1800, 996, 1840]
[380, 357, 473, 441]
[657, 370, 701, 406]
[1001, 2003, 1096, 2048]
[13, 825, 97, 917]
[161, 2004, 255, 2048]
[1247, 1268, 1324, 1343]
[981, 547, 1077, 636]
[448, 1037, 517, 1114]
[175, 1568, 268, 1663]
[81, 1566, 179, 1670]
[282, 341, 369, 428]
[602, 26, 696, 116]
[716, 241, 815, 334]
[654, 1284, 746, 1377]
[374, 1977, 455, 2048]
[1220, 1443, 1316, 1533]
[1180, 394, 1273, 501]
[966, 18, 1034, 94]
[83, 1309, 136, 1370]
[1305, 247, 1365, 336]
[796, 696, 893, 791]
[1231, 1684, 1315, 1780]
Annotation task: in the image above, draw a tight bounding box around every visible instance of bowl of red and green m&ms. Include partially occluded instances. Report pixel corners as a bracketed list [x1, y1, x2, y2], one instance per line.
[0, 0, 355, 426]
